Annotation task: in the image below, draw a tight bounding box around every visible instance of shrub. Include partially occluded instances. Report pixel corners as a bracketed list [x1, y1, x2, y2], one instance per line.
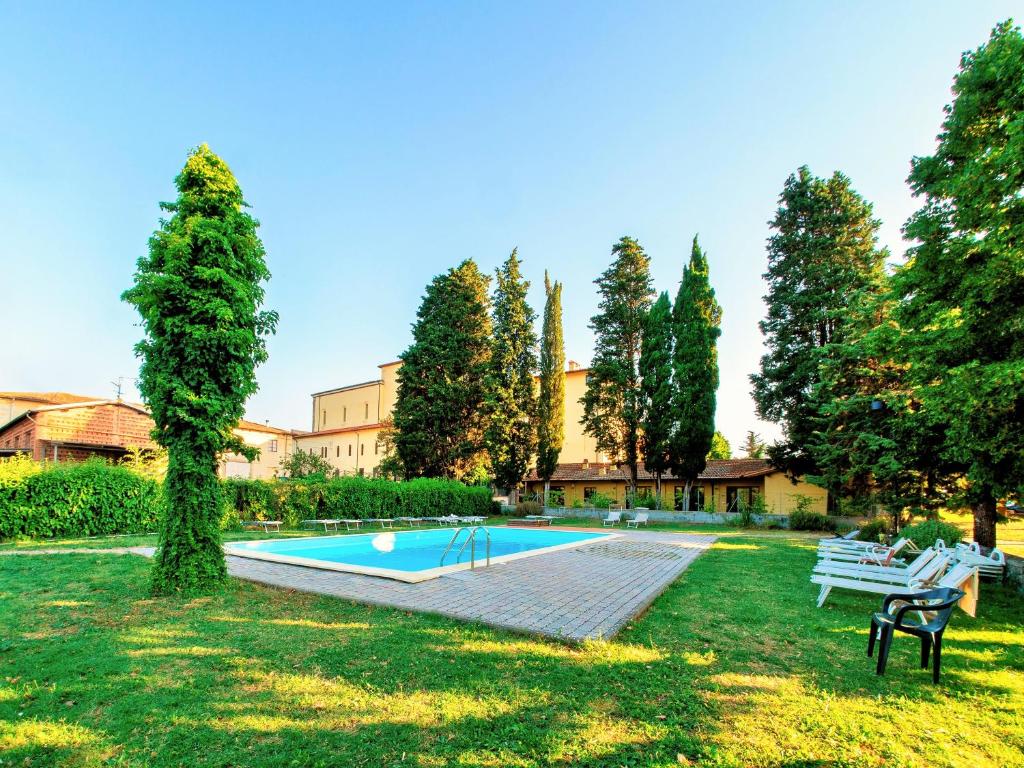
[516, 500, 543, 516]
[0, 459, 160, 539]
[589, 492, 615, 510]
[634, 491, 659, 510]
[788, 505, 838, 533]
[855, 517, 890, 542]
[221, 478, 279, 529]
[899, 519, 963, 549]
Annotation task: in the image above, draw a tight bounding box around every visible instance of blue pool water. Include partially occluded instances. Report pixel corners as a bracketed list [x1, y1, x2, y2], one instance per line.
[227, 526, 609, 576]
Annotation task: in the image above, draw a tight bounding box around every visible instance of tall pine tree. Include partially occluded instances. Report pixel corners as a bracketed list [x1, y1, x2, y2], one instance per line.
[639, 292, 674, 501]
[536, 272, 565, 501]
[394, 260, 492, 479]
[751, 167, 888, 477]
[581, 236, 655, 501]
[670, 236, 722, 510]
[485, 249, 537, 502]
[893, 20, 1024, 548]
[741, 431, 766, 459]
[123, 144, 277, 595]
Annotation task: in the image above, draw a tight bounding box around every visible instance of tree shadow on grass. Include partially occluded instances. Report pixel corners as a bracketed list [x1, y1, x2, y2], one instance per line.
[1, 542, 1022, 767]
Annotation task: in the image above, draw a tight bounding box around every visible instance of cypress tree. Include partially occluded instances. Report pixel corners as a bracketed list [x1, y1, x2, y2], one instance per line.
[536, 271, 565, 501]
[581, 236, 655, 502]
[639, 292, 674, 502]
[741, 431, 766, 459]
[485, 249, 537, 503]
[893, 20, 1024, 548]
[670, 236, 722, 510]
[394, 260, 492, 479]
[751, 167, 887, 477]
[123, 144, 277, 595]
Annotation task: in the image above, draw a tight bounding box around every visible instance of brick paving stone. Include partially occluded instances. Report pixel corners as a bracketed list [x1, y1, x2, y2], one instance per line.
[204, 530, 716, 642]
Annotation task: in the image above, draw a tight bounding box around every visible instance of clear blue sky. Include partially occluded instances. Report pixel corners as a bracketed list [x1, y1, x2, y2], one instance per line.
[0, 3, 1016, 451]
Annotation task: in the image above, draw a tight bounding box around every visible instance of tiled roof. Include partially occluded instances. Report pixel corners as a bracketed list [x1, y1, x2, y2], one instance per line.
[524, 459, 775, 483]
[296, 422, 384, 439]
[0, 392, 98, 405]
[236, 419, 295, 435]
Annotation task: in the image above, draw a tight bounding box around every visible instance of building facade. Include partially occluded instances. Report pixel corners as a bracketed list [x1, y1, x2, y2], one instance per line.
[523, 459, 829, 514]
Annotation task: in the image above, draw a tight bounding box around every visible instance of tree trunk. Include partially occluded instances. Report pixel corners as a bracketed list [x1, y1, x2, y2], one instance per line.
[655, 473, 662, 509]
[973, 488, 998, 550]
[628, 462, 638, 508]
[543, 479, 550, 508]
[683, 480, 692, 514]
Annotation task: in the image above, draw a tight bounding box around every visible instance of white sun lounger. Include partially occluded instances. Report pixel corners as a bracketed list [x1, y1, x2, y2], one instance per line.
[364, 518, 394, 529]
[954, 543, 1005, 578]
[302, 519, 341, 531]
[241, 520, 282, 532]
[602, 511, 622, 527]
[817, 537, 914, 567]
[626, 512, 650, 528]
[811, 550, 953, 607]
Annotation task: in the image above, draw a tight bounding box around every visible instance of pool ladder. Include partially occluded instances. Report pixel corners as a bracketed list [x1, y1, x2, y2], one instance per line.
[439, 526, 491, 570]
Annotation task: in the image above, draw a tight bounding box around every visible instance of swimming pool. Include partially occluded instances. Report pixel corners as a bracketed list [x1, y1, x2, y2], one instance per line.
[226, 526, 612, 582]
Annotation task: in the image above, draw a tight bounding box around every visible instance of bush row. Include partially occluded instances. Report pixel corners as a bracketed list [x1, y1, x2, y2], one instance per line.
[222, 476, 496, 528]
[0, 459, 161, 539]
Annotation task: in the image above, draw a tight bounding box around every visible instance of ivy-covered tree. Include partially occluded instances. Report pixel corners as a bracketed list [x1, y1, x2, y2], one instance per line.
[123, 144, 277, 595]
[485, 249, 537, 503]
[536, 271, 565, 502]
[670, 236, 722, 509]
[741, 431, 766, 459]
[639, 292, 674, 498]
[707, 431, 731, 460]
[394, 260, 492, 479]
[581, 236, 655, 500]
[751, 167, 888, 477]
[892, 20, 1024, 548]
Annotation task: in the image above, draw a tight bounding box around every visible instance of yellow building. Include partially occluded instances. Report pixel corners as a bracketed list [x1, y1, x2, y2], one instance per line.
[220, 420, 300, 480]
[294, 358, 828, 514]
[293, 361, 400, 475]
[523, 459, 829, 514]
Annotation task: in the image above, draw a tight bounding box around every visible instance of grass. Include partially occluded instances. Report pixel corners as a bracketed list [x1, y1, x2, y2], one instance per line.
[1, 530, 1022, 767]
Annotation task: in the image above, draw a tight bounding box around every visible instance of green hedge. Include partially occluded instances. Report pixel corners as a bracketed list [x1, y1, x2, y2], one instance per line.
[788, 508, 838, 532]
[222, 476, 495, 528]
[899, 519, 964, 549]
[0, 459, 160, 539]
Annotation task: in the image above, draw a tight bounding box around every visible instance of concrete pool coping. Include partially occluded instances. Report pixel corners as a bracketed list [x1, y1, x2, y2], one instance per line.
[212, 529, 717, 641]
[224, 527, 617, 583]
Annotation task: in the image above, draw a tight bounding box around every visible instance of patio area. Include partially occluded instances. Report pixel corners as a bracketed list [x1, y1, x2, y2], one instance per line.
[187, 529, 716, 641]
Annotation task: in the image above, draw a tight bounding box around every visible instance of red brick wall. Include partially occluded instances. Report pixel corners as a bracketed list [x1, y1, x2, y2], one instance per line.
[35, 404, 157, 451]
[0, 418, 38, 456]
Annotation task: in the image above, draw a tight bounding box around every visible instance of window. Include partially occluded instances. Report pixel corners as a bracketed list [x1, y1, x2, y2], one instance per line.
[360, 444, 365, 455]
[320, 446, 327, 458]
[343, 406, 347, 422]
[322, 410, 327, 425]
[674, 486, 705, 512]
[547, 486, 565, 506]
[583, 487, 597, 502]
[336, 446, 340, 457]
[375, 442, 379, 455]
[726, 486, 760, 512]
[348, 445, 352, 456]
[357, 468, 365, 476]
[365, 402, 369, 419]
[269, 439, 278, 453]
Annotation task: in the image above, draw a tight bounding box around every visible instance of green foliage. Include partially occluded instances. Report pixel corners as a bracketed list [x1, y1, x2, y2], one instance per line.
[788, 508, 837, 533]
[639, 292, 674, 482]
[0, 454, 42, 486]
[279, 449, 334, 479]
[373, 419, 405, 480]
[741, 431, 766, 459]
[633, 490, 659, 510]
[395, 260, 492, 479]
[581, 236, 655, 493]
[515, 500, 543, 516]
[588, 491, 615, 510]
[536, 272, 565, 483]
[119, 445, 168, 482]
[856, 517, 890, 542]
[123, 144, 277, 596]
[899, 520, 964, 550]
[707, 431, 731, 460]
[671, 236, 722, 485]
[0, 459, 159, 539]
[751, 166, 888, 477]
[220, 476, 493, 528]
[485, 250, 537, 493]
[892, 21, 1024, 549]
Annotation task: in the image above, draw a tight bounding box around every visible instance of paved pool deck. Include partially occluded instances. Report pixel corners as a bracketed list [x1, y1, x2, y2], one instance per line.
[214, 528, 716, 641]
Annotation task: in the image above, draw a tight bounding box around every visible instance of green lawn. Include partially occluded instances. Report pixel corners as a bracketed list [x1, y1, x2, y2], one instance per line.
[1, 530, 1021, 767]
